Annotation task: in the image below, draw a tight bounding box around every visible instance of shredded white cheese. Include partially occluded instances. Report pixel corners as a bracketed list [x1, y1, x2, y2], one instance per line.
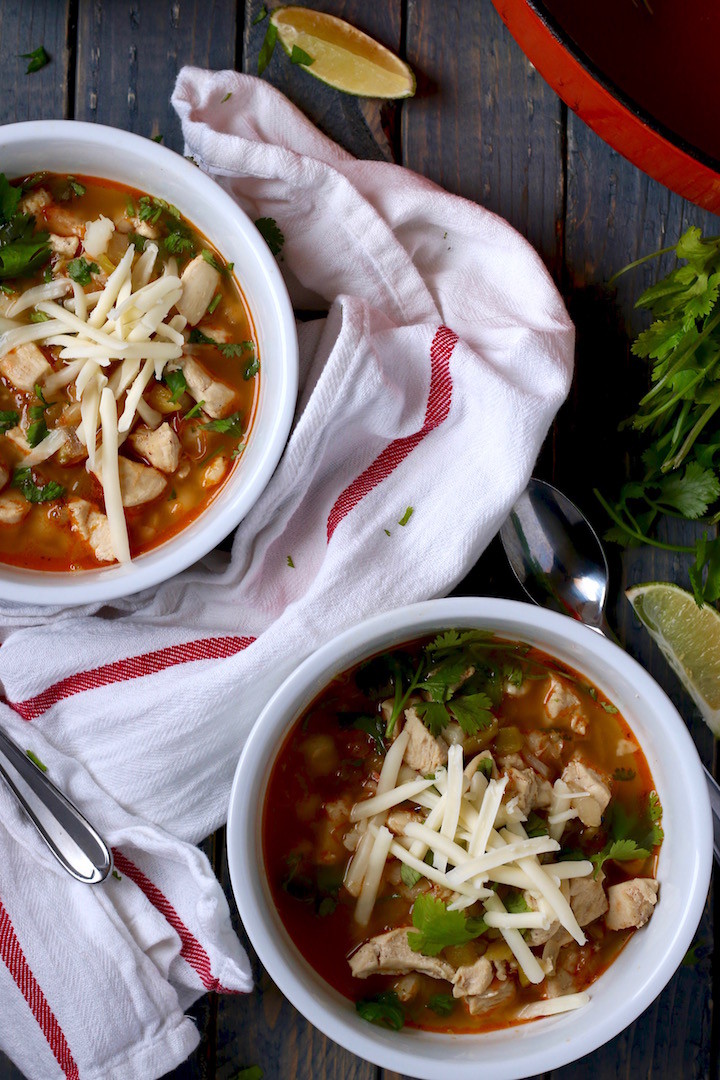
[99, 387, 130, 563]
[516, 992, 590, 1020]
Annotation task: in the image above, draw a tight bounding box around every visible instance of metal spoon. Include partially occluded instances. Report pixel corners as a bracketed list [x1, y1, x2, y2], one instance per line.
[0, 726, 112, 883]
[499, 477, 720, 865]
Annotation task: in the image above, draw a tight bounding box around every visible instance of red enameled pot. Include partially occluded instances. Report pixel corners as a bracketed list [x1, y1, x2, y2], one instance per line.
[492, 0, 720, 215]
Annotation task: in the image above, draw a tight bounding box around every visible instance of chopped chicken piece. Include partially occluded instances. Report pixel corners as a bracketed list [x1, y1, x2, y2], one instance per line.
[0, 342, 51, 392]
[504, 767, 552, 815]
[202, 454, 230, 488]
[394, 973, 423, 1004]
[4, 426, 30, 455]
[0, 462, 7, 490]
[324, 796, 352, 827]
[385, 809, 423, 836]
[466, 978, 516, 1015]
[56, 429, 88, 466]
[569, 873, 608, 927]
[114, 213, 161, 240]
[95, 457, 167, 507]
[44, 205, 85, 238]
[606, 878, 659, 931]
[67, 499, 115, 562]
[19, 188, 52, 217]
[0, 492, 29, 525]
[174, 355, 236, 419]
[525, 893, 560, 946]
[451, 957, 493, 999]
[525, 728, 567, 768]
[128, 422, 181, 474]
[561, 759, 611, 827]
[541, 928, 573, 973]
[176, 254, 221, 325]
[504, 676, 531, 697]
[49, 233, 79, 257]
[402, 708, 449, 774]
[544, 675, 587, 730]
[349, 928, 454, 981]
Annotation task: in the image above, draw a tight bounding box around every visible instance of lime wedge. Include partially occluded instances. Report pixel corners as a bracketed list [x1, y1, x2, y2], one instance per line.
[627, 581, 720, 735]
[270, 7, 416, 99]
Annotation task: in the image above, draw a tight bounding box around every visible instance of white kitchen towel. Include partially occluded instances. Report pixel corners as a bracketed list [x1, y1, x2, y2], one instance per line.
[0, 69, 574, 1080]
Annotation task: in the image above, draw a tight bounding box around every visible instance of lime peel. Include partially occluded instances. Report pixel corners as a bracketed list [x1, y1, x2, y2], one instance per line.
[270, 6, 416, 99]
[627, 581, 720, 736]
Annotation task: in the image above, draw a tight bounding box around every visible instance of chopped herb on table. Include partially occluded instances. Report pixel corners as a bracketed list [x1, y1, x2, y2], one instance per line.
[398, 505, 414, 526]
[254, 216, 284, 256]
[25, 749, 47, 772]
[20, 46, 50, 73]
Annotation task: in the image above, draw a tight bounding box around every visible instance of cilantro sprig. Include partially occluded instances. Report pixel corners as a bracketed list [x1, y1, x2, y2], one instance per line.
[0, 174, 51, 280]
[12, 467, 63, 503]
[599, 227, 720, 604]
[591, 790, 663, 877]
[407, 894, 487, 956]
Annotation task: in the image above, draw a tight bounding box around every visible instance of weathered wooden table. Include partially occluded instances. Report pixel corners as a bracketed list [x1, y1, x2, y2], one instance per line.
[0, 1, 714, 1078]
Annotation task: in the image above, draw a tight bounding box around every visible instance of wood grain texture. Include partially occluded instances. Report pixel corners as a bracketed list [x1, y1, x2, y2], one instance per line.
[0, 0, 73, 123]
[403, 0, 564, 277]
[75, 0, 238, 152]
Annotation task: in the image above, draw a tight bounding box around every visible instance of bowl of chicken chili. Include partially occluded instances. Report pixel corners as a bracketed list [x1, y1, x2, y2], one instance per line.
[0, 121, 297, 604]
[227, 597, 711, 1080]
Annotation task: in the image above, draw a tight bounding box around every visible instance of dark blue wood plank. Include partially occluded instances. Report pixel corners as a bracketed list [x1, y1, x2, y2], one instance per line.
[75, 0, 238, 152]
[0, 0, 72, 123]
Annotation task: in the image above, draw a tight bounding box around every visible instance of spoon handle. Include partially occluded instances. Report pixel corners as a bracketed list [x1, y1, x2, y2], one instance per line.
[0, 726, 112, 884]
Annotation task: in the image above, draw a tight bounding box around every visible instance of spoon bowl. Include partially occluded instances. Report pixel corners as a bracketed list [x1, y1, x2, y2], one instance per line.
[500, 476, 720, 864]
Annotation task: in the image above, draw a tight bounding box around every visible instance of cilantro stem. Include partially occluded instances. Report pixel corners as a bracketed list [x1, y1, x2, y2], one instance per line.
[665, 397, 720, 472]
[593, 489, 695, 552]
[386, 660, 425, 739]
[638, 310, 720, 407]
[608, 243, 678, 285]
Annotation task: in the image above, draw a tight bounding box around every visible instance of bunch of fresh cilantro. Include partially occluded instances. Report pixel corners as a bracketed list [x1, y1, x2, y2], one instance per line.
[596, 227, 720, 605]
[0, 174, 51, 280]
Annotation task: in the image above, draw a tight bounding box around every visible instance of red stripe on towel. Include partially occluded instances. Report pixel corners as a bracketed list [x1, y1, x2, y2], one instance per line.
[0, 899, 79, 1079]
[326, 325, 458, 541]
[8, 635, 255, 721]
[112, 850, 239, 995]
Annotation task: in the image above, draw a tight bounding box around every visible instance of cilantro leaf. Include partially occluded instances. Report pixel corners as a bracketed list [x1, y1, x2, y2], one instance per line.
[591, 838, 650, 877]
[67, 257, 99, 286]
[255, 217, 284, 256]
[218, 342, 252, 359]
[258, 21, 278, 76]
[356, 990, 404, 1031]
[504, 891, 531, 915]
[653, 462, 720, 519]
[20, 46, 50, 74]
[188, 327, 216, 346]
[11, 467, 63, 503]
[448, 693, 494, 736]
[165, 229, 194, 255]
[690, 532, 720, 605]
[476, 756, 493, 779]
[0, 410, 19, 434]
[613, 767, 636, 782]
[244, 355, 260, 380]
[164, 368, 187, 403]
[203, 412, 244, 437]
[427, 994, 455, 1017]
[398, 505, 414, 526]
[401, 863, 422, 888]
[26, 418, 48, 447]
[343, 712, 385, 754]
[525, 811, 549, 837]
[290, 45, 314, 66]
[0, 176, 22, 224]
[407, 894, 487, 956]
[414, 701, 450, 737]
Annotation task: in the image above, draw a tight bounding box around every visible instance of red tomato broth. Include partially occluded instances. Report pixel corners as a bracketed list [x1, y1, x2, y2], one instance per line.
[0, 173, 260, 570]
[262, 633, 660, 1034]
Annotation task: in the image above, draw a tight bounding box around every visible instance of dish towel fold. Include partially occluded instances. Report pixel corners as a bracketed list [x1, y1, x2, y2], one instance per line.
[0, 69, 574, 1080]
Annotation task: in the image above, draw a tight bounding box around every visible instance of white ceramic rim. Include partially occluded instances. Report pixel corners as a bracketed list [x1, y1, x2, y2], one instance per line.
[0, 120, 298, 605]
[227, 597, 712, 1080]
